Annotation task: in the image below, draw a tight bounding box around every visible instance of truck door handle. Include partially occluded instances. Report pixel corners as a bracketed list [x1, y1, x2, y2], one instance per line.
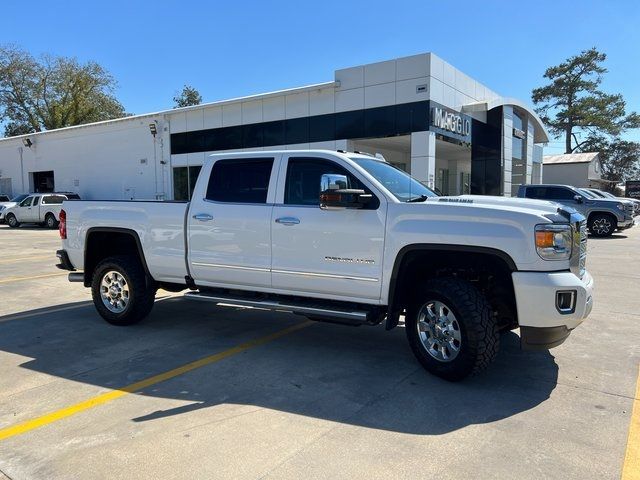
[275, 217, 300, 226]
[192, 213, 214, 222]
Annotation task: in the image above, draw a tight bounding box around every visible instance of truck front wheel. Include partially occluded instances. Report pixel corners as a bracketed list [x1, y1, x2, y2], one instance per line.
[588, 213, 616, 237]
[405, 278, 499, 381]
[91, 255, 156, 326]
[6, 214, 19, 228]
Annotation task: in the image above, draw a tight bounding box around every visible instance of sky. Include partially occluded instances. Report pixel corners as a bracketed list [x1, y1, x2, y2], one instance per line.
[2, 0, 639, 153]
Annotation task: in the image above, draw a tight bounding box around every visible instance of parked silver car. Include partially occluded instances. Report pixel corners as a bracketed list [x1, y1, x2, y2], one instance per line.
[517, 184, 634, 237]
[3, 192, 80, 229]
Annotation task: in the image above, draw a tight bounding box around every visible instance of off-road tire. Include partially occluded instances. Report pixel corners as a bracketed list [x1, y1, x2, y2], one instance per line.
[6, 214, 19, 228]
[588, 213, 616, 237]
[91, 255, 156, 326]
[405, 278, 499, 381]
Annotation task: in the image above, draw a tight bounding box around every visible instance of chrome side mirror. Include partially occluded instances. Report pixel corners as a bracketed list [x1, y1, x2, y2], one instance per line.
[320, 174, 348, 192]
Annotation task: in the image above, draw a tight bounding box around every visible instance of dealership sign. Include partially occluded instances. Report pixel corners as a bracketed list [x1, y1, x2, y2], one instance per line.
[626, 180, 640, 199]
[430, 103, 472, 142]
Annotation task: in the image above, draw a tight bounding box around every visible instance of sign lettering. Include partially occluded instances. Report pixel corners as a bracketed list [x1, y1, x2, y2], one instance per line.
[431, 106, 471, 138]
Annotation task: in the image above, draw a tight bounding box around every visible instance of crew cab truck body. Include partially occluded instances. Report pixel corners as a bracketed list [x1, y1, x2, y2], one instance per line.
[517, 184, 634, 237]
[4, 192, 80, 228]
[57, 150, 594, 381]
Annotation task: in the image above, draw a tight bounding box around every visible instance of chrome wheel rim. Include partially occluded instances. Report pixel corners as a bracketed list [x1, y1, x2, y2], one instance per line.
[7, 216, 16, 226]
[100, 271, 130, 313]
[416, 300, 462, 362]
[592, 218, 612, 235]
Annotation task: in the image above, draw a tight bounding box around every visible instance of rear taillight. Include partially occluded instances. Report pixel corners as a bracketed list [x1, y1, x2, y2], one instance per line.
[59, 209, 67, 239]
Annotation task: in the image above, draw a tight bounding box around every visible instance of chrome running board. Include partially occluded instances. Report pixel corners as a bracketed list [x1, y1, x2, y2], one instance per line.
[183, 290, 370, 325]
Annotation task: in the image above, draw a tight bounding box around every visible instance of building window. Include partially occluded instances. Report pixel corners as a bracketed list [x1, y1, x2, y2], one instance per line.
[435, 168, 449, 195]
[459, 172, 470, 194]
[173, 165, 202, 201]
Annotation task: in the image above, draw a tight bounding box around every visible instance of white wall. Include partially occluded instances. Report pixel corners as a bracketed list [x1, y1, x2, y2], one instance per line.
[0, 116, 167, 200]
[335, 53, 500, 117]
[543, 163, 591, 187]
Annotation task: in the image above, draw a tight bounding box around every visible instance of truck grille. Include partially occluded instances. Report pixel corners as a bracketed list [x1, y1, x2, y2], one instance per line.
[625, 204, 634, 217]
[578, 220, 587, 278]
[570, 218, 587, 279]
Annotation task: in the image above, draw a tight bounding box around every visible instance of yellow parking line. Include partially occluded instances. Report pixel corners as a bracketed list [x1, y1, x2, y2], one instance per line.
[0, 320, 312, 442]
[0, 272, 68, 284]
[0, 254, 53, 264]
[622, 364, 640, 480]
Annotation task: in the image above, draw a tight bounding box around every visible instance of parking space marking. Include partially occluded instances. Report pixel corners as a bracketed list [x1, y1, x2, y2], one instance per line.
[622, 364, 640, 480]
[0, 320, 313, 442]
[0, 302, 91, 323]
[0, 254, 53, 264]
[0, 295, 176, 323]
[0, 272, 68, 284]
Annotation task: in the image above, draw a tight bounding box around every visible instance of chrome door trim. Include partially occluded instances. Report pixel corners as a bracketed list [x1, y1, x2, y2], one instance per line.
[191, 262, 270, 273]
[271, 268, 379, 282]
[192, 263, 378, 282]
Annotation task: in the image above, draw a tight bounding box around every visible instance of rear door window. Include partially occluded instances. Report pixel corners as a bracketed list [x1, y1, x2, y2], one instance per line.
[42, 195, 65, 205]
[547, 187, 576, 200]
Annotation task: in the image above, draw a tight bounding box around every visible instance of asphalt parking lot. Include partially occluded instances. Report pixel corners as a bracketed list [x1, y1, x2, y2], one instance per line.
[0, 224, 638, 479]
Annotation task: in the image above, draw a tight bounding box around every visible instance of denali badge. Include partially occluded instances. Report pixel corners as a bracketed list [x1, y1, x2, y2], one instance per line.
[325, 256, 375, 265]
[437, 198, 474, 203]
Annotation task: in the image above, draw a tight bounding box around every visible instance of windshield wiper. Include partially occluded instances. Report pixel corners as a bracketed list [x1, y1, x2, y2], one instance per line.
[406, 195, 429, 203]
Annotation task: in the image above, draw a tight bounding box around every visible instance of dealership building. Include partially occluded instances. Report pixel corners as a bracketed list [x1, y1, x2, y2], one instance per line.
[0, 52, 548, 201]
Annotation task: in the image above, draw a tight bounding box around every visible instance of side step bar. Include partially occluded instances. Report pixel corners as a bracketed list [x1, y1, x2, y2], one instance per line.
[183, 291, 371, 325]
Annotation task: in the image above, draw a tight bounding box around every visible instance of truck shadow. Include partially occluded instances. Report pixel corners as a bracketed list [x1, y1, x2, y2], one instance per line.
[0, 297, 558, 435]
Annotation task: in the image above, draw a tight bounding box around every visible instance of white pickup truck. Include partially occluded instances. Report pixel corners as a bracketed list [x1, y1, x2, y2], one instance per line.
[57, 150, 593, 381]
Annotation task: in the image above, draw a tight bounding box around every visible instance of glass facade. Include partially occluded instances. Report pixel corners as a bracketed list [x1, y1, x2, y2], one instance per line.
[470, 108, 502, 196]
[173, 165, 202, 201]
[170, 101, 535, 199]
[171, 102, 431, 155]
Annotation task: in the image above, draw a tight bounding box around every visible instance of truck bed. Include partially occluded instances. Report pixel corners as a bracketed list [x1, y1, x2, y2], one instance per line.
[62, 200, 189, 284]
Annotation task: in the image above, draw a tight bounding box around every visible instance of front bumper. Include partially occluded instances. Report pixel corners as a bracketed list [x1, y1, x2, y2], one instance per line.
[513, 270, 594, 350]
[618, 217, 635, 229]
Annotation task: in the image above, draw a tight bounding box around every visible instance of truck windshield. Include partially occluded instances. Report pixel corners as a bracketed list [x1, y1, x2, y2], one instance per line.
[11, 194, 29, 203]
[350, 157, 438, 202]
[579, 189, 598, 199]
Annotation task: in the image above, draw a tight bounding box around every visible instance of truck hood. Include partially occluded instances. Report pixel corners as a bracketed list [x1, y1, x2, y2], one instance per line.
[0, 201, 17, 209]
[424, 195, 566, 215]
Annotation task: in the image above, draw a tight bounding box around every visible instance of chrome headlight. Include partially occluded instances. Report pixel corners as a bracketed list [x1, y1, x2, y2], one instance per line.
[616, 203, 625, 211]
[535, 224, 572, 260]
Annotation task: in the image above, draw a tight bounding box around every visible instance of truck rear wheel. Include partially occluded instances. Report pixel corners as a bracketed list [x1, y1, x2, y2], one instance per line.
[405, 278, 499, 381]
[91, 255, 156, 326]
[588, 213, 616, 237]
[45, 213, 58, 229]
